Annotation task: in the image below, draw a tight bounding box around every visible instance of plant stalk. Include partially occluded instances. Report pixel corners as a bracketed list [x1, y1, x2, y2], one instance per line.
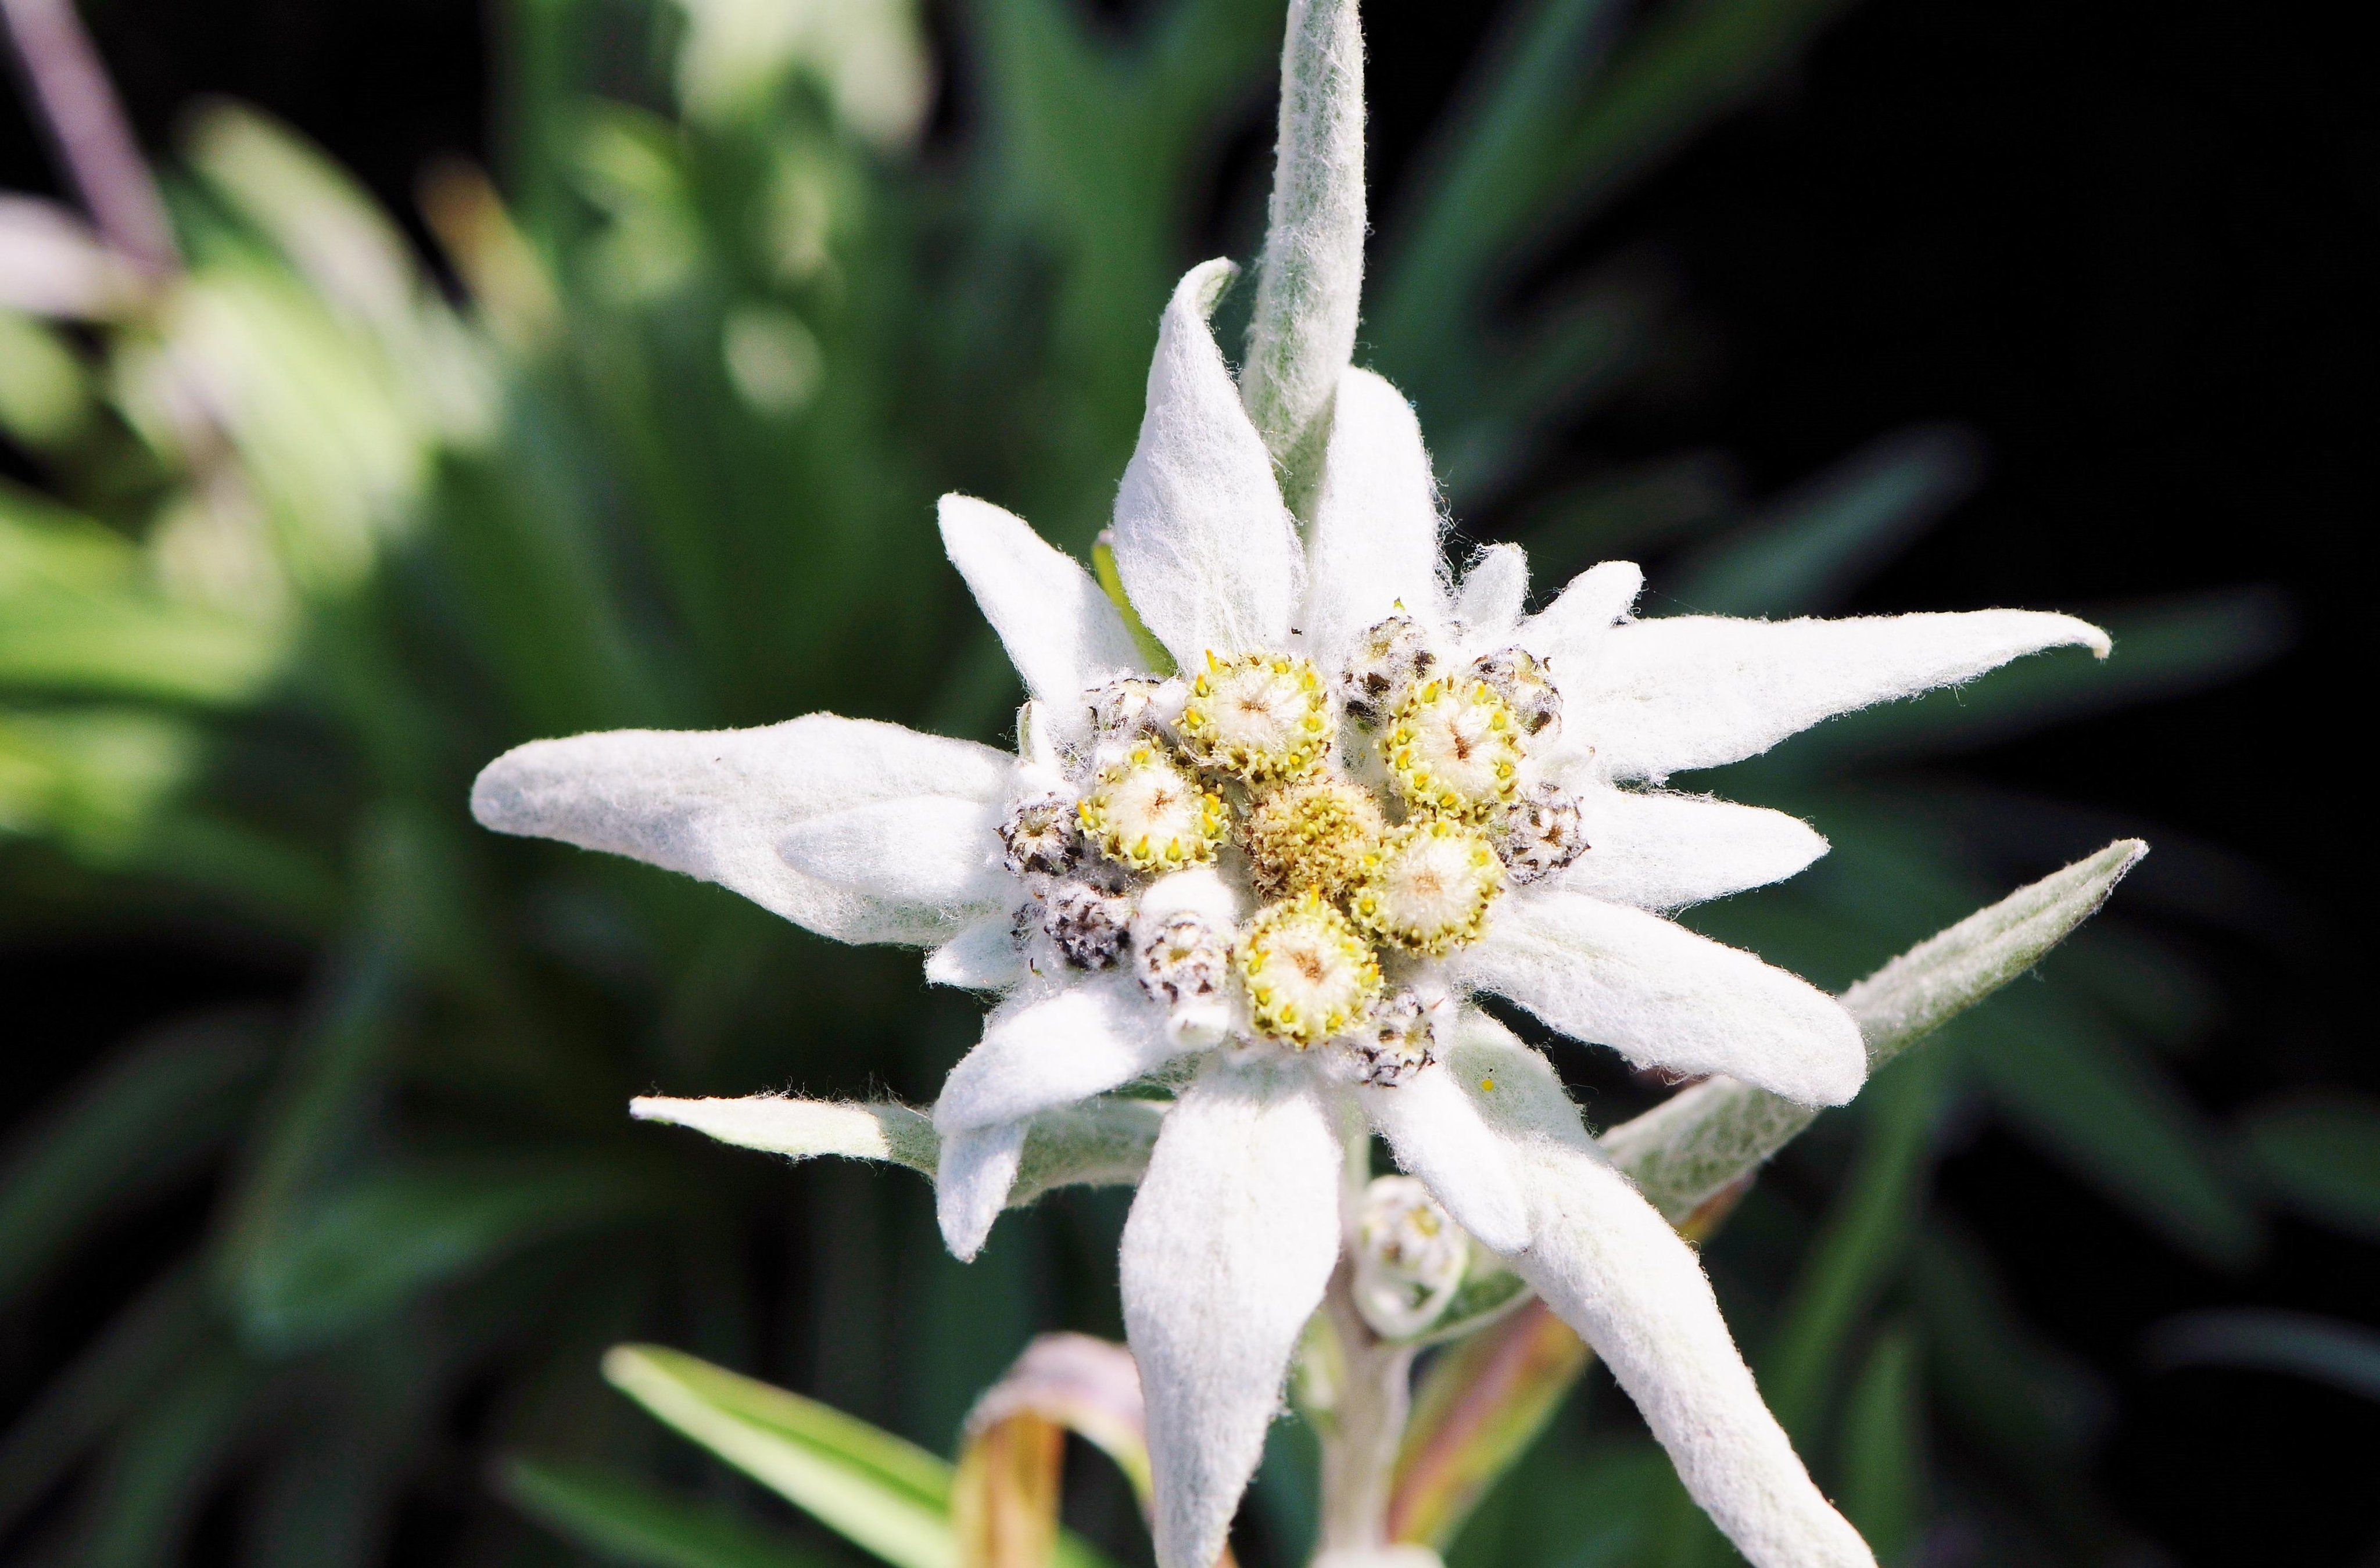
[0, 0, 178, 275]
[1313, 1261, 1418, 1561]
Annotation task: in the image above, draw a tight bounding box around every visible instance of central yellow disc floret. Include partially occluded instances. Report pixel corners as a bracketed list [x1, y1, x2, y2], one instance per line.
[1238, 891, 1382, 1047]
[1241, 774, 1387, 901]
[1078, 745, 1227, 873]
[1353, 817, 1506, 955]
[1381, 677, 1525, 821]
[1180, 651, 1331, 782]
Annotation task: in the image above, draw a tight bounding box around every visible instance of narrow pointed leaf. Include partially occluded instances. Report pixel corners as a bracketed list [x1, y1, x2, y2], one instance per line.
[605, 1345, 957, 1568]
[1241, 0, 1365, 500]
[2239, 1093, 2380, 1240]
[1603, 839, 2148, 1219]
[500, 1456, 827, 1568]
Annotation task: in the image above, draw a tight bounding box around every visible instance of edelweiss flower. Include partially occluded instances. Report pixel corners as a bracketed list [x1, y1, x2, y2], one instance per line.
[471, 259, 2107, 1568]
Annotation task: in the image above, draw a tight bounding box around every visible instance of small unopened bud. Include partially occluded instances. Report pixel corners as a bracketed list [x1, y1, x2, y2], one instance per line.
[1492, 782, 1587, 885]
[1466, 647, 1561, 741]
[999, 791, 1084, 880]
[1086, 676, 1185, 744]
[1133, 908, 1235, 1046]
[1041, 880, 1135, 970]
[1338, 615, 1439, 727]
[1339, 988, 1436, 1086]
[1353, 1175, 1467, 1339]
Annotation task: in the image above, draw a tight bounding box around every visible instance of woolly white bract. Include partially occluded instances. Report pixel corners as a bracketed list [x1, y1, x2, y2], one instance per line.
[471, 260, 2106, 1568]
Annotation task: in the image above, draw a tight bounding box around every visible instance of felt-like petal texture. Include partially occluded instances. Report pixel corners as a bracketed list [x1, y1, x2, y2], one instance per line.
[924, 910, 1028, 991]
[939, 494, 1146, 740]
[1453, 543, 1529, 646]
[1111, 260, 1304, 664]
[1551, 788, 1827, 910]
[1515, 559, 1643, 676]
[1121, 1057, 1342, 1568]
[1440, 1017, 1874, 1568]
[934, 975, 1193, 1134]
[471, 716, 1011, 945]
[936, 1120, 1029, 1261]
[776, 796, 1005, 914]
[1456, 891, 1864, 1106]
[1358, 1064, 1531, 1255]
[1574, 609, 2111, 781]
[1302, 367, 1446, 669]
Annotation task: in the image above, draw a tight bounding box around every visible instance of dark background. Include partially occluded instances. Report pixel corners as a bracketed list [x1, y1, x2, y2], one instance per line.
[6, 0, 2372, 1561]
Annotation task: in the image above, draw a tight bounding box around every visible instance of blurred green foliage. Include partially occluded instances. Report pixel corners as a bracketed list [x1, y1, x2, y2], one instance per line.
[0, 0, 2353, 1565]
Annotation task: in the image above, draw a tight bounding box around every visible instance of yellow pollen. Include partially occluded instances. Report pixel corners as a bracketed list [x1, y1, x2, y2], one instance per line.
[1240, 774, 1387, 901]
[1351, 816, 1505, 955]
[1077, 745, 1227, 873]
[1237, 891, 1382, 1048]
[1381, 677, 1526, 822]
[1179, 651, 1332, 783]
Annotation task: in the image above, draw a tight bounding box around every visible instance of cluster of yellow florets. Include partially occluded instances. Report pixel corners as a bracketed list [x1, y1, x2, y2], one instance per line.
[1241, 775, 1386, 901]
[1350, 816, 1506, 955]
[1381, 677, 1525, 822]
[1180, 652, 1332, 782]
[1238, 891, 1382, 1047]
[1051, 622, 1564, 1052]
[1077, 745, 1228, 873]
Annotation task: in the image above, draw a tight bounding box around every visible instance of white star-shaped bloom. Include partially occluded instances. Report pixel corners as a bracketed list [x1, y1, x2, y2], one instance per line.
[471, 257, 2106, 1568]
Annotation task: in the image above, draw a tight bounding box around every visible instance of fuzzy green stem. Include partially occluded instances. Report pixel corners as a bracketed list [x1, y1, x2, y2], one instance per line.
[1241, 0, 1366, 518]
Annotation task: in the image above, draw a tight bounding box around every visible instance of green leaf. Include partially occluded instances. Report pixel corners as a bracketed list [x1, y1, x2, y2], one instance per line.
[2143, 1310, 2380, 1403]
[500, 1456, 827, 1568]
[0, 1264, 214, 1533]
[76, 1349, 257, 1568]
[1668, 424, 1978, 617]
[237, 1157, 654, 1350]
[1965, 999, 2257, 1269]
[1908, 1224, 2118, 1552]
[0, 706, 202, 860]
[1603, 840, 2148, 1220]
[2239, 1093, 2380, 1240]
[1761, 1057, 1946, 1440]
[1092, 536, 1174, 674]
[0, 311, 95, 447]
[0, 1016, 269, 1309]
[1837, 1325, 1927, 1562]
[1372, 0, 1626, 381]
[604, 1344, 958, 1568]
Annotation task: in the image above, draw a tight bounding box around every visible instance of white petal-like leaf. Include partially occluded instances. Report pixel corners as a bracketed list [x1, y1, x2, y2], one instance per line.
[630, 1095, 938, 1172]
[1515, 560, 1643, 676]
[934, 975, 1192, 1135]
[1574, 609, 2110, 781]
[1457, 891, 1864, 1106]
[936, 1121, 1027, 1261]
[630, 1093, 1163, 1212]
[1359, 1065, 1530, 1255]
[1443, 1016, 1875, 1568]
[1302, 368, 1447, 670]
[1551, 788, 1827, 910]
[471, 716, 1011, 945]
[777, 796, 1006, 916]
[924, 911, 1028, 992]
[1453, 543, 1529, 646]
[1122, 1057, 1341, 1568]
[938, 494, 1146, 743]
[1111, 260, 1303, 665]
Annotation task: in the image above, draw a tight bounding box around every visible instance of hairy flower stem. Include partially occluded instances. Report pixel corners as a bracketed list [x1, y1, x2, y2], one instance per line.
[1314, 1262, 1418, 1560]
